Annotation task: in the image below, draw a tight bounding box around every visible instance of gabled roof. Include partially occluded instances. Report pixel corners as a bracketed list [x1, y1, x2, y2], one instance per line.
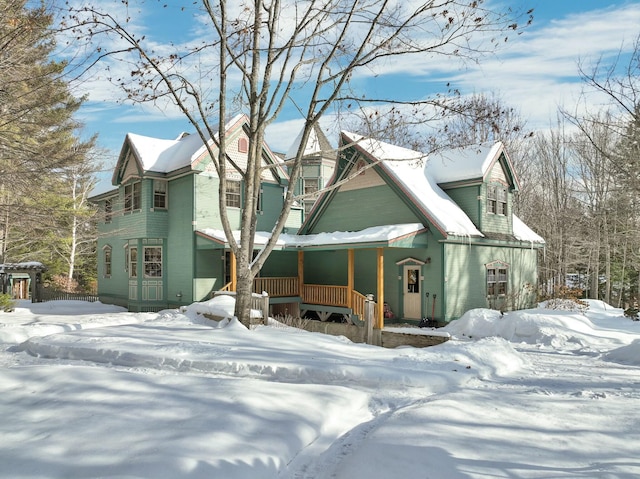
[285, 122, 336, 160]
[111, 114, 287, 185]
[427, 142, 520, 189]
[125, 130, 206, 174]
[335, 131, 484, 238]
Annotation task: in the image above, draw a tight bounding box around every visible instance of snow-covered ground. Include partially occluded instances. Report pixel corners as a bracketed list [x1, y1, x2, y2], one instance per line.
[1, 298, 639, 478]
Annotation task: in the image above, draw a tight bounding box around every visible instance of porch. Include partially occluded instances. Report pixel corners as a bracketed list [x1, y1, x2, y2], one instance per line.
[225, 249, 384, 327]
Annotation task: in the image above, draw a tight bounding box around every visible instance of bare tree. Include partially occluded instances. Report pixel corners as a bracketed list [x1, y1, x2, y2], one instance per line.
[558, 35, 640, 304]
[63, 0, 533, 325]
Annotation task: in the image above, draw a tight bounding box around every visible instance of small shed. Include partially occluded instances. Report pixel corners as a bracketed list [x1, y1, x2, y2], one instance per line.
[0, 262, 47, 302]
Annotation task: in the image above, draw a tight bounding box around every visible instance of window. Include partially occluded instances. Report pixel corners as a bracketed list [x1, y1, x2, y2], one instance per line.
[487, 266, 508, 296]
[124, 181, 141, 212]
[238, 137, 248, 153]
[103, 246, 112, 277]
[303, 178, 319, 214]
[487, 185, 507, 216]
[225, 180, 241, 208]
[497, 187, 507, 215]
[104, 198, 112, 223]
[406, 268, 420, 293]
[303, 177, 319, 197]
[154, 180, 167, 209]
[143, 246, 162, 278]
[129, 246, 138, 278]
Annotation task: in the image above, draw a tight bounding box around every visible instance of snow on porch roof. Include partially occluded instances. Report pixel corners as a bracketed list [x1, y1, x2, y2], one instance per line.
[196, 223, 427, 249]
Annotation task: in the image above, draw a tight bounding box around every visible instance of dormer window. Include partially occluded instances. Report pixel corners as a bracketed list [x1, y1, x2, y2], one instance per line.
[488, 185, 507, 215]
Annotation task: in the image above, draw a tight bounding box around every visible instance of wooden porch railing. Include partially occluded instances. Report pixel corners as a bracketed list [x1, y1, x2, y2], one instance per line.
[301, 284, 348, 307]
[253, 277, 299, 297]
[215, 277, 377, 318]
[351, 290, 378, 319]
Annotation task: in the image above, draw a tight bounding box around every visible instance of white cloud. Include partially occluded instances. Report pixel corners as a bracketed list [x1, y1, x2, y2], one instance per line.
[64, 1, 640, 154]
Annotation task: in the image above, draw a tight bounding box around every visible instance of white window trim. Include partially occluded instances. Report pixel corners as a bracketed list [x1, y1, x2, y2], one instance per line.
[102, 245, 112, 278]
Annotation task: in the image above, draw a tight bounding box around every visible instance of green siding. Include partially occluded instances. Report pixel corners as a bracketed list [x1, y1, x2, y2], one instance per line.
[443, 242, 538, 321]
[444, 185, 481, 227]
[194, 174, 223, 229]
[193, 250, 224, 301]
[480, 183, 513, 234]
[310, 184, 421, 233]
[96, 237, 129, 306]
[166, 175, 195, 305]
[257, 182, 286, 230]
[143, 179, 169, 238]
[262, 251, 299, 277]
[304, 250, 348, 285]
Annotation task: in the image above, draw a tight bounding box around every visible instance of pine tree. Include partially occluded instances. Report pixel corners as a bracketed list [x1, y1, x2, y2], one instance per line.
[0, 0, 94, 268]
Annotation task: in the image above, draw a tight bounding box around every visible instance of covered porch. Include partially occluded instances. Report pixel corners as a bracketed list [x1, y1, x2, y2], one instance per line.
[232, 249, 383, 326]
[198, 223, 430, 329]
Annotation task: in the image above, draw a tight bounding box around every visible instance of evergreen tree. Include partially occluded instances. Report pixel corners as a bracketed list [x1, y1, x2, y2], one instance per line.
[0, 0, 95, 276]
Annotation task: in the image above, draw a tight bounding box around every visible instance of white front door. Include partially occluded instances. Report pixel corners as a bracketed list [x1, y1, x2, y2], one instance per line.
[403, 265, 422, 319]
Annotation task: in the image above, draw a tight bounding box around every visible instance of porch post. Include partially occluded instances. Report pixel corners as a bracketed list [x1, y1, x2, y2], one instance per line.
[297, 250, 304, 300]
[377, 248, 384, 329]
[347, 249, 354, 308]
[230, 250, 237, 292]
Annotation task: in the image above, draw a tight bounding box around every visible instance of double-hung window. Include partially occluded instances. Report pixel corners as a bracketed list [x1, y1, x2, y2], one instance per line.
[487, 185, 507, 216]
[143, 246, 162, 278]
[154, 180, 167, 209]
[124, 182, 141, 213]
[496, 187, 507, 215]
[303, 177, 319, 214]
[487, 263, 508, 296]
[225, 180, 241, 208]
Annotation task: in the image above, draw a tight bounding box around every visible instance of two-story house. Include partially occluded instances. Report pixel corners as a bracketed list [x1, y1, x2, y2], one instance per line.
[285, 131, 545, 324]
[92, 117, 543, 325]
[90, 114, 298, 311]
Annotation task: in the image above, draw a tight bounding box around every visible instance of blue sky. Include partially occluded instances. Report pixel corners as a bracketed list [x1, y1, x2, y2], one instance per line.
[65, 1, 640, 175]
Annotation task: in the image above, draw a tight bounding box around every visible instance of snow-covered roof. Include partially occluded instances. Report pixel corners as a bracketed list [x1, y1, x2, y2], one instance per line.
[124, 114, 246, 174]
[127, 131, 206, 173]
[0, 262, 46, 271]
[426, 142, 504, 184]
[285, 122, 335, 160]
[513, 215, 545, 244]
[197, 223, 426, 248]
[342, 131, 484, 238]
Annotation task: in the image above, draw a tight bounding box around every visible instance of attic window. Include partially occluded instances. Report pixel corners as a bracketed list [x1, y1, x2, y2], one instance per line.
[488, 185, 507, 216]
[238, 137, 248, 153]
